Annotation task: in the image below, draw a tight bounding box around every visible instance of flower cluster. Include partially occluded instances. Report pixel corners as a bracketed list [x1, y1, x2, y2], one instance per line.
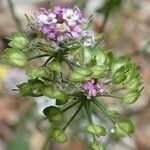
[34, 6, 87, 42]
[2, 6, 143, 150]
[83, 80, 105, 98]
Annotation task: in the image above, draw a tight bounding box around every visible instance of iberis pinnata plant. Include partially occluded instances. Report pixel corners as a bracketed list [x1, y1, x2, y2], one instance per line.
[2, 6, 143, 150]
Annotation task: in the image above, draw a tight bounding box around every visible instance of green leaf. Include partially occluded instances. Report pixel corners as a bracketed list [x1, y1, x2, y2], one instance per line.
[43, 106, 63, 122]
[123, 90, 140, 104]
[89, 142, 105, 150]
[85, 124, 106, 136]
[115, 118, 134, 137]
[26, 67, 48, 78]
[3, 48, 28, 67]
[8, 32, 28, 49]
[51, 129, 67, 143]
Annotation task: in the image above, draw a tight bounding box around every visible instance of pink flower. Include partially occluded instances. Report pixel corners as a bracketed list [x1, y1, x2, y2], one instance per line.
[83, 80, 105, 98]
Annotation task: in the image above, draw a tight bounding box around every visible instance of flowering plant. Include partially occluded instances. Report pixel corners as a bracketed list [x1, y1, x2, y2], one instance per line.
[2, 6, 142, 149]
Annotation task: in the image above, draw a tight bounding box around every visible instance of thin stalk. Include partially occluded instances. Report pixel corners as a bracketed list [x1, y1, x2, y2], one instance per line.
[7, 0, 22, 31]
[62, 100, 81, 113]
[29, 54, 50, 61]
[63, 103, 82, 131]
[81, 44, 85, 66]
[92, 99, 115, 123]
[84, 100, 96, 141]
[42, 56, 54, 67]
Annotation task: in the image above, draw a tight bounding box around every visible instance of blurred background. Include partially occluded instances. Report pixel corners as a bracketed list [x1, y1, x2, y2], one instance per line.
[0, 0, 150, 150]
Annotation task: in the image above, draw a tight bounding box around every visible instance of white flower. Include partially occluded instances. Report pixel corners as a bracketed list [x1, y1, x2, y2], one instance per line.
[63, 9, 79, 23]
[57, 23, 68, 32]
[48, 13, 57, 23]
[38, 14, 48, 24]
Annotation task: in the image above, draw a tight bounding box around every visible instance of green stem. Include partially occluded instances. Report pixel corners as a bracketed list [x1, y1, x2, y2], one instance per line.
[42, 55, 54, 67]
[63, 103, 82, 131]
[7, 0, 22, 31]
[92, 99, 115, 123]
[62, 100, 81, 113]
[84, 100, 96, 141]
[29, 54, 50, 61]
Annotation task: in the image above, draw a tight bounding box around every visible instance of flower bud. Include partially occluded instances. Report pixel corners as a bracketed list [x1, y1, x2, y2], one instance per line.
[26, 67, 48, 78]
[17, 82, 32, 96]
[3, 48, 28, 67]
[69, 71, 86, 82]
[115, 118, 134, 137]
[89, 142, 105, 150]
[51, 129, 67, 143]
[8, 32, 28, 49]
[85, 124, 106, 136]
[43, 106, 63, 123]
[123, 90, 140, 104]
[48, 61, 62, 73]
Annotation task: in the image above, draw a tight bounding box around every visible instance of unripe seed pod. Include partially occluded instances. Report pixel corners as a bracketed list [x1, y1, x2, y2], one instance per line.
[89, 142, 105, 150]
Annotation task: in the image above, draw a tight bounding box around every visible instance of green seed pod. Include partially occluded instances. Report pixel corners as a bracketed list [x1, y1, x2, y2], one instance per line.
[91, 65, 108, 78]
[89, 142, 105, 150]
[107, 110, 121, 117]
[43, 106, 63, 123]
[17, 82, 32, 96]
[111, 56, 128, 74]
[112, 66, 128, 84]
[3, 48, 28, 67]
[8, 32, 28, 49]
[42, 85, 54, 98]
[92, 49, 106, 65]
[125, 78, 141, 91]
[43, 45, 55, 54]
[53, 89, 69, 105]
[85, 124, 106, 136]
[75, 68, 92, 76]
[29, 79, 44, 97]
[104, 51, 113, 66]
[69, 71, 86, 82]
[51, 129, 67, 143]
[48, 61, 62, 73]
[123, 90, 140, 104]
[26, 67, 48, 78]
[115, 118, 134, 137]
